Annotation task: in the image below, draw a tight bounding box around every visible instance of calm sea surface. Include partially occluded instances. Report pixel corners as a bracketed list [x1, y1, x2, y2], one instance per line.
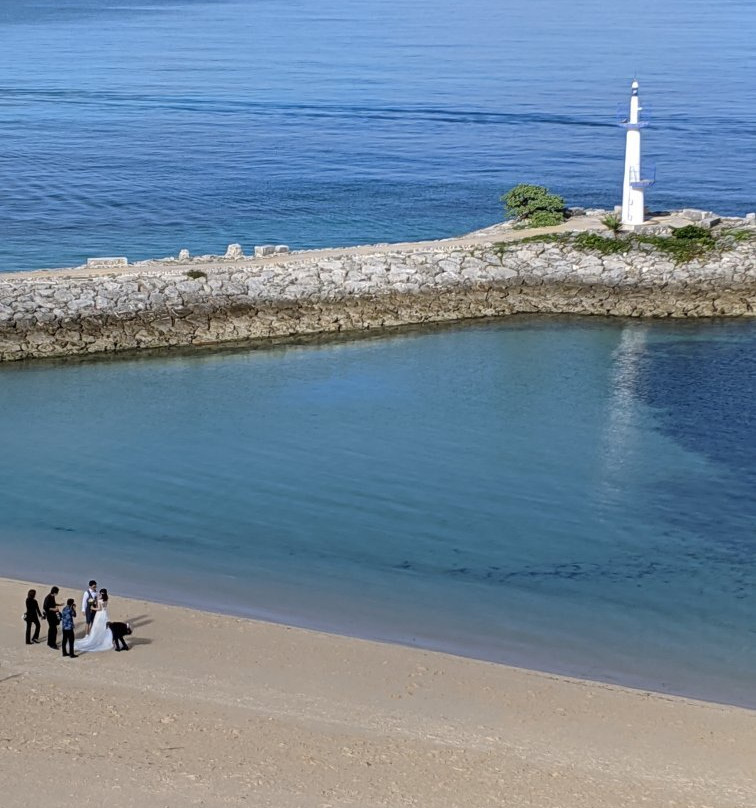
[0, 0, 754, 271]
[0, 1, 754, 706]
[1, 318, 755, 707]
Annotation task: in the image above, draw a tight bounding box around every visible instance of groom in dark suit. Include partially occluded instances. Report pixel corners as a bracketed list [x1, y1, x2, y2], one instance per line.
[81, 580, 98, 636]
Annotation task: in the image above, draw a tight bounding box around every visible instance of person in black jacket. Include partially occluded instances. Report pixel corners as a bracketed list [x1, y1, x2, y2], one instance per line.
[107, 621, 132, 651]
[43, 586, 61, 649]
[24, 589, 42, 644]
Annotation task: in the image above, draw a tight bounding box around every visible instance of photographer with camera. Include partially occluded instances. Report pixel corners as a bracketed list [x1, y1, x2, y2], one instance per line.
[42, 586, 61, 649]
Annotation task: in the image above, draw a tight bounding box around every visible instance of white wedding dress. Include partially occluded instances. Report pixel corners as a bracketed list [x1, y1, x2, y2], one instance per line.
[74, 603, 113, 653]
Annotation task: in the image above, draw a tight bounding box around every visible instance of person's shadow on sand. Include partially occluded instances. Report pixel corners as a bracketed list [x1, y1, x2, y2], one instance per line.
[121, 614, 153, 646]
[126, 614, 152, 628]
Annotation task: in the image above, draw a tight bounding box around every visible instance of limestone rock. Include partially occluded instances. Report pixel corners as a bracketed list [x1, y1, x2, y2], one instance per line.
[86, 256, 128, 268]
[1, 234, 755, 363]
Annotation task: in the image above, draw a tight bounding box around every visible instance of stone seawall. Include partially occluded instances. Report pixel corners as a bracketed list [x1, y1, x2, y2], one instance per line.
[1, 235, 755, 362]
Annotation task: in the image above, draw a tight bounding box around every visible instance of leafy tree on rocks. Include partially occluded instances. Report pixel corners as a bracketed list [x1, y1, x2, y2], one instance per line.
[501, 184, 565, 226]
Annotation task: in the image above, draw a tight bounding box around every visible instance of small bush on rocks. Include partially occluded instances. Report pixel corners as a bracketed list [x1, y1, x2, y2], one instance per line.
[574, 232, 630, 255]
[501, 184, 565, 226]
[493, 232, 565, 256]
[517, 232, 566, 245]
[671, 224, 714, 242]
[635, 232, 715, 264]
[186, 269, 207, 280]
[526, 210, 566, 228]
[719, 228, 754, 242]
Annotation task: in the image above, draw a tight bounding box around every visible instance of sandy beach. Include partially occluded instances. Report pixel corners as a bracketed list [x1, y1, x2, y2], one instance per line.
[0, 577, 753, 808]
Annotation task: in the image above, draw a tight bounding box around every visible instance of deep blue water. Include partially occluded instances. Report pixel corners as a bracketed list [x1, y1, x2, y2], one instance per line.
[0, 0, 755, 271]
[1, 318, 755, 707]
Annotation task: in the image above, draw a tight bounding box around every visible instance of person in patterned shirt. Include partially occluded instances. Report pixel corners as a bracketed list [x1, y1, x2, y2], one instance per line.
[60, 599, 77, 658]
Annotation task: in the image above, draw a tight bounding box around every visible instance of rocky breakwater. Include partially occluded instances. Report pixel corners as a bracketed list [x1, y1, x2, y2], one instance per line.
[1, 227, 755, 362]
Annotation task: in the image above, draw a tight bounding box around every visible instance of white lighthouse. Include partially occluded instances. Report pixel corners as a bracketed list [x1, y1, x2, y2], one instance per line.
[619, 80, 654, 227]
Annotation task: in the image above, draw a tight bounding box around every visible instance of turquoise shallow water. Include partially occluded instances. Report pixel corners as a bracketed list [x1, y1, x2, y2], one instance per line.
[1, 317, 754, 707]
[1, 0, 755, 271]
[1, 0, 754, 707]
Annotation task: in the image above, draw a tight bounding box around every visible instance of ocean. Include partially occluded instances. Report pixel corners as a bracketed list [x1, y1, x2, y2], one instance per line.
[0, 0, 754, 271]
[0, 0, 754, 707]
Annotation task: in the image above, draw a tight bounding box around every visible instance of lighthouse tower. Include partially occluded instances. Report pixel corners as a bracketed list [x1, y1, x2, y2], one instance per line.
[619, 80, 654, 227]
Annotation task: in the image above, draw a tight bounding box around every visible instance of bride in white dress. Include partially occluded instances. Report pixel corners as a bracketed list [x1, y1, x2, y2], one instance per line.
[74, 588, 114, 653]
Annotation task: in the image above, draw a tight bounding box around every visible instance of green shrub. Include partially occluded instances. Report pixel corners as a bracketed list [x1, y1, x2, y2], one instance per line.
[574, 232, 630, 255]
[670, 224, 715, 243]
[635, 234, 713, 264]
[719, 228, 753, 242]
[527, 210, 565, 228]
[492, 232, 564, 256]
[501, 183, 565, 225]
[517, 232, 566, 245]
[185, 269, 207, 280]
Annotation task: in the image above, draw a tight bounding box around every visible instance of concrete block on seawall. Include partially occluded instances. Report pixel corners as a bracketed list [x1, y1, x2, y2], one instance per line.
[254, 245, 276, 257]
[86, 256, 128, 268]
[224, 243, 244, 259]
[699, 216, 721, 229]
[274, 245, 290, 254]
[679, 209, 720, 223]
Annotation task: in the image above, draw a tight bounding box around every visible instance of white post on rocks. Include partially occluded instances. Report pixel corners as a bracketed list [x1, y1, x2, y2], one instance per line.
[620, 80, 650, 227]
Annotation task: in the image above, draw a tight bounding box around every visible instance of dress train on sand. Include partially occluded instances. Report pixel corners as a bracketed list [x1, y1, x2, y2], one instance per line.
[74, 608, 113, 652]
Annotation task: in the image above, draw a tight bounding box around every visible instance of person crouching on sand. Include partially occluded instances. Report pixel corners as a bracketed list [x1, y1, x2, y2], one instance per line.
[107, 621, 132, 652]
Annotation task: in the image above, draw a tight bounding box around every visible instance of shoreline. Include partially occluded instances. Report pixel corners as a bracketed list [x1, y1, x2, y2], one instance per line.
[1, 576, 754, 807]
[3, 562, 754, 713]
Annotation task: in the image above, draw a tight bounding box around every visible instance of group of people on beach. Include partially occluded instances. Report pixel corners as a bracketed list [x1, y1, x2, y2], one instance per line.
[23, 579, 132, 657]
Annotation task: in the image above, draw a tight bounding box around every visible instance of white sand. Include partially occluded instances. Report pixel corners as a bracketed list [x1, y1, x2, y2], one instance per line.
[0, 577, 753, 807]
